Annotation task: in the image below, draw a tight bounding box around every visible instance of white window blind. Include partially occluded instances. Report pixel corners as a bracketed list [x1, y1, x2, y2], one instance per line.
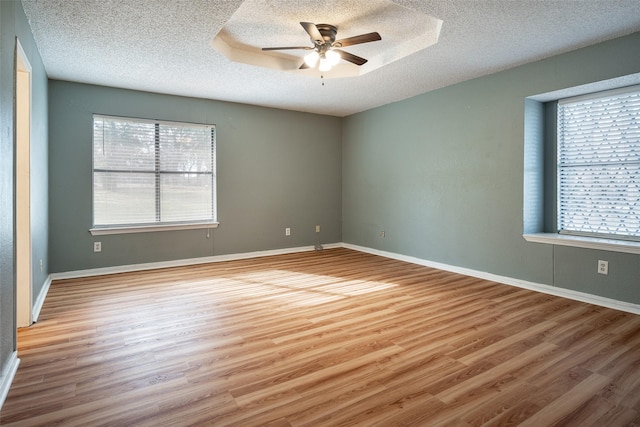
[92, 115, 216, 228]
[557, 86, 640, 241]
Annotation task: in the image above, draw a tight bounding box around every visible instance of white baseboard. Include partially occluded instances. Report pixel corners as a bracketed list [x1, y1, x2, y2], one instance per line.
[50, 243, 343, 281]
[0, 352, 20, 411]
[32, 275, 52, 323]
[343, 243, 640, 315]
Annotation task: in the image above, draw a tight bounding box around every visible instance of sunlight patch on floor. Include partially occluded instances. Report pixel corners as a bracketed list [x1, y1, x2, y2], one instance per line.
[224, 270, 398, 306]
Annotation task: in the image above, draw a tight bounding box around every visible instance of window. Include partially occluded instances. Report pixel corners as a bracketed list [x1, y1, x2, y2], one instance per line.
[557, 86, 640, 242]
[92, 115, 216, 233]
[523, 75, 640, 254]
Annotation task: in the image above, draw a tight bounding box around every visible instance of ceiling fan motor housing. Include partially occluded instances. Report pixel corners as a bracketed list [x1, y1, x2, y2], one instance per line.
[314, 24, 338, 45]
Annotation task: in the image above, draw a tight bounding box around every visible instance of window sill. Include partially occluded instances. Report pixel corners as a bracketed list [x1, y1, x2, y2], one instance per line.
[523, 233, 640, 255]
[90, 222, 219, 236]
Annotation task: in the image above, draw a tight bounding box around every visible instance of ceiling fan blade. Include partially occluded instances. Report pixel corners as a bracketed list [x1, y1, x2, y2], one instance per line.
[334, 32, 381, 47]
[335, 49, 368, 66]
[299, 62, 310, 70]
[300, 22, 324, 44]
[262, 46, 313, 51]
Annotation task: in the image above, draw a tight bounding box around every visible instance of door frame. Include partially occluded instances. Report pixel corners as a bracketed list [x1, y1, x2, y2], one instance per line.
[15, 39, 32, 328]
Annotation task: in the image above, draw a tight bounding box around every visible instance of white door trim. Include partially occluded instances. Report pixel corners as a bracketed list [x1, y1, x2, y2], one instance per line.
[16, 39, 32, 328]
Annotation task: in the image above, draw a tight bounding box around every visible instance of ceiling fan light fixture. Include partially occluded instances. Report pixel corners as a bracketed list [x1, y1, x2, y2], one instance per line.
[318, 57, 332, 72]
[325, 49, 340, 67]
[304, 51, 320, 67]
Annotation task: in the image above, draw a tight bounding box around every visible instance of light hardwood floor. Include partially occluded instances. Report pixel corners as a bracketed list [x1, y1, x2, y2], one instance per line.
[2, 248, 640, 426]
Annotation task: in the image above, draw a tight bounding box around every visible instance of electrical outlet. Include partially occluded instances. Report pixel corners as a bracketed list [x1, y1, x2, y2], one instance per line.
[316, 225, 321, 233]
[285, 227, 291, 236]
[598, 260, 608, 275]
[94, 241, 102, 252]
[380, 230, 386, 238]
[39, 259, 43, 272]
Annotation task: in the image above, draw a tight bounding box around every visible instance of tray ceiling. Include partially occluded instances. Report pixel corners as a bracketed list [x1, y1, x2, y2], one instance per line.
[212, 0, 442, 78]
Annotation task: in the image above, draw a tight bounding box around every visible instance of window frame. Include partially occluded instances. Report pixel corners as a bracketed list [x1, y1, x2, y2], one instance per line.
[90, 114, 219, 236]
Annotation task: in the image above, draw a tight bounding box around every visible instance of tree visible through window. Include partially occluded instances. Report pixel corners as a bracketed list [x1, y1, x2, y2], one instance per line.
[557, 86, 640, 241]
[92, 115, 216, 228]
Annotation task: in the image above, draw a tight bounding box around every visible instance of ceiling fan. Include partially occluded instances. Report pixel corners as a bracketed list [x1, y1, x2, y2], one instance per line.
[262, 22, 381, 72]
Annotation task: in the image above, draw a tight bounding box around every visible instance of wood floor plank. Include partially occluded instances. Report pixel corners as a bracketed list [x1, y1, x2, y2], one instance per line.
[2, 248, 639, 426]
[518, 373, 612, 427]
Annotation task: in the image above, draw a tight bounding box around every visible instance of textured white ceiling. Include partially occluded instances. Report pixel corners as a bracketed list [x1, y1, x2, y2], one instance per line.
[20, 0, 640, 117]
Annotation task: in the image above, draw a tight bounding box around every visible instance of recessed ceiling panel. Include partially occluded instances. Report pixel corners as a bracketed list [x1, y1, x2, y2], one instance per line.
[212, 0, 442, 78]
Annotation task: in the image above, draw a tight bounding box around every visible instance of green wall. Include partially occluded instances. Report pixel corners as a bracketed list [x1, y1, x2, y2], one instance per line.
[342, 32, 640, 304]
[0, 0, 48, 395]
[48, 81, 342, 273]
